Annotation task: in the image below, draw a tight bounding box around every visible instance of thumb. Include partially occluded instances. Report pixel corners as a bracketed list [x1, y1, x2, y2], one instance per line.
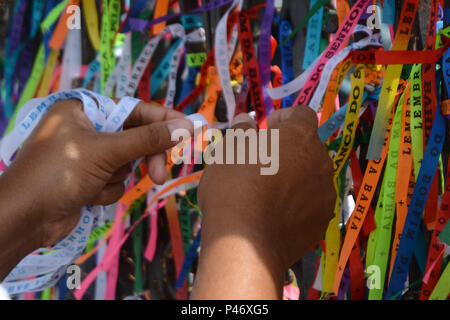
[100, 118, 193, 168]
[231, 113, 257, 130]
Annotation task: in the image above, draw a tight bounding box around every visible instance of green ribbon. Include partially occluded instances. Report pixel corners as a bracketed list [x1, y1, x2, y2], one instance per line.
[132, 203, 144, 293]
[368, 89, 405, 300]
[5, 44, 45, 135]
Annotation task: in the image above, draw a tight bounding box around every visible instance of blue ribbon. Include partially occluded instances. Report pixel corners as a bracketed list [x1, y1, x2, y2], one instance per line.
[150, 39, 183, 97]
[386, 75, 445, 299]
[383, 0, 395, 25]
[413, 227, 427, 276]
[121, 0, 148, 33]
[279, 20, 295, 109]
[318, 92, 368, 142]
[181, 14, 204, 29]
[175, 230, 201, 289]
[178, 66, 199, 114]
[302, 0, 324, 70]
[83, 59, 101, 89]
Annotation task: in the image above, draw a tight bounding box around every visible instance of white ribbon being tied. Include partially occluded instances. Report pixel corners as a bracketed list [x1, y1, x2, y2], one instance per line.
[214, 0, 243, 125]
[123, 24, 205, 108]
[267, 24, 381, 111]
[59, 28, 82, 91]
[0, 89, 141, 295]
[308, 32, 382, 111]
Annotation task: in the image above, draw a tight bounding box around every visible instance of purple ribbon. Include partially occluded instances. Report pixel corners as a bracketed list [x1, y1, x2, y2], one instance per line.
[257, 0, 275, 116]
[7, 0, 27, 56]
[128, 0, 234, 32]
[337, 266, 351, 299]
[4, 0, 28, 119]
[366, 98, 378, 118]
[0, 96, 7, 137]
[15, 41, 36, 99]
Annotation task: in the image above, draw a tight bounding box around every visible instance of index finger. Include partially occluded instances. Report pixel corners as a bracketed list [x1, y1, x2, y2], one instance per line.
[124, 101, 186, 129]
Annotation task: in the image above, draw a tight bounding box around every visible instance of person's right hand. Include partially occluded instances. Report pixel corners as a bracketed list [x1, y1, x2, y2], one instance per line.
[0, 98, 194, 281]
[0, 99, 192, 250]
[193, 107, 335, 299]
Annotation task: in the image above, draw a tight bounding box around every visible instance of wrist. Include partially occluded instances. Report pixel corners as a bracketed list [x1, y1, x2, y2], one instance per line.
[0, 170, 43, 280]
[199, 202, 289, 269]
[191, 228, 285, 299]
[0, 168, 44, 248]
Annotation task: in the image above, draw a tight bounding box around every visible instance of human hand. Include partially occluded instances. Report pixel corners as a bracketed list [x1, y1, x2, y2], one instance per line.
[0, 99, 193, 249]
[192, 107, 334, 299]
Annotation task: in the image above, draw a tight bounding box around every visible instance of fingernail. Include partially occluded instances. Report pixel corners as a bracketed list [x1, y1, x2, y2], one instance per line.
[167, 118, 194, 135]
[231, 113, 257, 128]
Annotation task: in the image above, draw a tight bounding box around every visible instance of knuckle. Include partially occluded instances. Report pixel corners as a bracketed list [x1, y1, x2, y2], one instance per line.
[145, 124, 163, 148]
[300, 106, 319, 128]
[303, 126, 316, 141]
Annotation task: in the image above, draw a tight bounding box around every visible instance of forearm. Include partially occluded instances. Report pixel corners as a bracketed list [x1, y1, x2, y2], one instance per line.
[0, 167, 42, 281]
[191, 228, 285, 300]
